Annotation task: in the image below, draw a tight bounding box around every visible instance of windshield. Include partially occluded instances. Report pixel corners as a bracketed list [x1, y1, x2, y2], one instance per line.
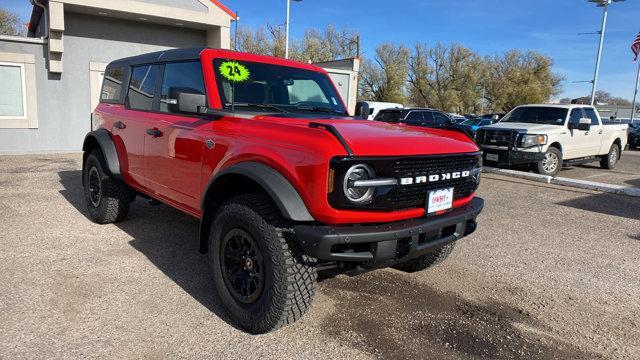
[501, 107, 568, 125]
[213, 59, 347, 115]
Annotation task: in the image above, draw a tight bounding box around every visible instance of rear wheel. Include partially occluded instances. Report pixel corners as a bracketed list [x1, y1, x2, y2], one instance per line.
[83, 149, 132, 223]
[208, 194, 317, 334]
[394, 243, 456, 273]
[600, 143, 620, 169]
[534, 147, 562, 176]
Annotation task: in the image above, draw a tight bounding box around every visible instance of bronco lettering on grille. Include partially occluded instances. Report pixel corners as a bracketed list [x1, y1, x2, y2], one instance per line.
[399, 171, 470, 185]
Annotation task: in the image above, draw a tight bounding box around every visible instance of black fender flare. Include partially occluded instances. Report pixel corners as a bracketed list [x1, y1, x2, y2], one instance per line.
[82, 129, 122, 180]
[202, 162, 314, 222]
[198, 162, 315, 253]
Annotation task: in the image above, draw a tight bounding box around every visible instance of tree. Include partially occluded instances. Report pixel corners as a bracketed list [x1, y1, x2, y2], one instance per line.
[233, 24, 359, 62]
[569, 91, 631, 106]
[407, 43, 486, 113]
[359, 43, 409, 104]
[484, 50, 563, 112]
[0, 8, 23, 36]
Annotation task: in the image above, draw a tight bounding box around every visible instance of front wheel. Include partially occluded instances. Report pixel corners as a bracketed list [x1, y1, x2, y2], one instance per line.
[534, 147, 562, 176]
[208, 194, 317, 334]
[600, 143, 620, 169]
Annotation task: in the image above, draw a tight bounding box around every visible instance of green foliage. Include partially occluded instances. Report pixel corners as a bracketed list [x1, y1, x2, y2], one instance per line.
[359, 44, 410, 104]
[483, 50, 564, 112]
[0, 8, 24, 37]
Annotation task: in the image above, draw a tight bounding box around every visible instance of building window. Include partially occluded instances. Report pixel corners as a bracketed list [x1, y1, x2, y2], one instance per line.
[0, 62, 27, 119]
[0, 52, 38, 129]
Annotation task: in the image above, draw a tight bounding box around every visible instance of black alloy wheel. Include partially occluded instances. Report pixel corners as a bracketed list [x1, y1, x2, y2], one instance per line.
[220, 228, 265, 304]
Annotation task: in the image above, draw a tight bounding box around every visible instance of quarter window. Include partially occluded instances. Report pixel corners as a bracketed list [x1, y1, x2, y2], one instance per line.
[160, 61, 206, 113]
[0, 63, 26, 118]
[100, 66, 124, 103]
[126, 65, 159, 111]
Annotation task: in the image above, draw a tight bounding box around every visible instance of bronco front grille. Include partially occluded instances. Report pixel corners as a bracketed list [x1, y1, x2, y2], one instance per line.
[388, 154, 480, 209]
[329, 153, 481, 211]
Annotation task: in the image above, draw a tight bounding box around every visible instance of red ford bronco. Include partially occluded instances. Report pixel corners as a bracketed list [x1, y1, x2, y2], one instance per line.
[83, 47, 484, 333]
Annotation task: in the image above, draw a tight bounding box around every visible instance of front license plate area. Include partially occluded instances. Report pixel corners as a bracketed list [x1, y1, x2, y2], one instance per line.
[427, 188, 454, 214]
[486, 153, 499, 162]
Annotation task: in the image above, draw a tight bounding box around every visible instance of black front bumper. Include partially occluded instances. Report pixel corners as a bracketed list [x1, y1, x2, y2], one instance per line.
[482, 148, 545, 165]
[294, 197, 484, 267]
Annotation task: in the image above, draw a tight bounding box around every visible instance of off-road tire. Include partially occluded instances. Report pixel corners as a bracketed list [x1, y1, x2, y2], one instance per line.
[600, 143, 620, 170]
[83, 149, 132, 224]
[394, 243, 456, 273]
[208, 193, 317, 334]
[534, 147, 562, 176]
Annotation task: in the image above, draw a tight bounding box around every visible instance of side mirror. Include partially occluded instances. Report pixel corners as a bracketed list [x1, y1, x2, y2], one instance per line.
[168, 87, 206, 114]
[492, 114, 500, 121]
[578, 118, 591, 131]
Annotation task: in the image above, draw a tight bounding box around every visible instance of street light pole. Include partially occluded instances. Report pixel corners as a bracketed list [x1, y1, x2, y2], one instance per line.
[590, 0, 610, 106]
[285, 0, 291, 59]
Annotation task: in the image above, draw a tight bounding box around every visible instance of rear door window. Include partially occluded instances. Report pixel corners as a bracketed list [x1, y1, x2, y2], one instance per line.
[126, 65, 159, 111]
[159, 61, 206, 113]
[375, 110, 404, 123]
[405, 111, 423, 125]
[433, 112, 451, 126]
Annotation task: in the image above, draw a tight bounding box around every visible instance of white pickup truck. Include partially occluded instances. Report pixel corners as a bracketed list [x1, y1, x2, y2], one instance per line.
[477, 104, 628, 176]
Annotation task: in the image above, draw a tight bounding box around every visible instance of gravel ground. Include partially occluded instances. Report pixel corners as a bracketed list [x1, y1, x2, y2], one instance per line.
[0, 153, 638, 359]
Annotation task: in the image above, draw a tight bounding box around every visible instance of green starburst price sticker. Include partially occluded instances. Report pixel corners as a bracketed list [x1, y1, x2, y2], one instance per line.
[219, 61, 250, 82]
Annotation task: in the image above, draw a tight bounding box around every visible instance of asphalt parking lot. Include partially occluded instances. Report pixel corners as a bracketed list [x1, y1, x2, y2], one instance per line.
[1, 154, 639, 359]
[558, 149, 640, 187]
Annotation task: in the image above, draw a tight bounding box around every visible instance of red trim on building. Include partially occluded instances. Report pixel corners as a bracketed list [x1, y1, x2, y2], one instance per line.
[209, 0, 237, 20]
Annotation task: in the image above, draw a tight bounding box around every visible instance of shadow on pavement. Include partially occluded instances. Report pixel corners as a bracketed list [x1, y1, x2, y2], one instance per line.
[57, 170, 241, 331]
[321, 271, 600, 359]
[556, 192, 640, 221]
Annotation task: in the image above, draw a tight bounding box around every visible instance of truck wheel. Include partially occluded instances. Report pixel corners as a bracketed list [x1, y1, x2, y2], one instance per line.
[534, 147, 562, 176]
[208, 194, 317, 334]
[600, 143, 620, 169]
[83, 149, 132, 224]
[393, 243, 455, 273]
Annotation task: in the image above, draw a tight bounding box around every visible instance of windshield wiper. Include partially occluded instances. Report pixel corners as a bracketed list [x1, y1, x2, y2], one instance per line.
[295, 104, 344, 115]
[225, 103, 289, 113]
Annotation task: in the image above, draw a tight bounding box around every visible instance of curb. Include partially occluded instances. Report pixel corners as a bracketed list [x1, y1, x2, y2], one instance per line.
[482, 166, 640, 197]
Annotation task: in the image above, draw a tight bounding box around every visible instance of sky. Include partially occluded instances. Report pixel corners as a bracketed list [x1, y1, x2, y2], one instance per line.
[4, 0, 640, 100]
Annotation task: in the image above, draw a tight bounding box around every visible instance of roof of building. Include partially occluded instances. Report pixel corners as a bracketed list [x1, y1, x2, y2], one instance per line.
[28, 0, 236, 33]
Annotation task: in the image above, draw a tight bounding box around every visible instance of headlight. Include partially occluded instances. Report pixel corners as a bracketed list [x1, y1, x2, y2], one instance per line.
[343, 164, 376, 204]
[520, 134, 547, 148]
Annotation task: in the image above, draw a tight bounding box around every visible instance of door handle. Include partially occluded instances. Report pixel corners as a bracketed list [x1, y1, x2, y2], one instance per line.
[146, 128, 162, 138]
[598, 129, 603, 134]
[113, 121, 126, 129]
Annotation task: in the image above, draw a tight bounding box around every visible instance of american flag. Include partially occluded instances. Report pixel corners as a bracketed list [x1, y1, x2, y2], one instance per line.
[633, 32, 640, 62]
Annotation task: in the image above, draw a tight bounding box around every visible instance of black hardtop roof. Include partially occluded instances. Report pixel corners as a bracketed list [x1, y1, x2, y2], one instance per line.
[108, 47, 208, 68]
